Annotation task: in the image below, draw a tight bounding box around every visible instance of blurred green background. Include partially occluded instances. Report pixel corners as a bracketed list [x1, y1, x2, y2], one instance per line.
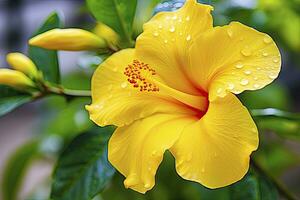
[0, 0, 300, 199]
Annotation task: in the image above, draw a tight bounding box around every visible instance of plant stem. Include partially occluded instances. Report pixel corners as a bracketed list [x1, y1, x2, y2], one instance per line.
[251, 158, 298, 200]
[44, 85, 91, 98]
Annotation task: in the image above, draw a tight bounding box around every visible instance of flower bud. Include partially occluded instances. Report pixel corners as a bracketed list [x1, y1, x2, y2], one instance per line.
[6, 53, 38, 78]
[29, 28, 107, 51]
[94, 23, 119, 47]
[0, 69, 35, 89]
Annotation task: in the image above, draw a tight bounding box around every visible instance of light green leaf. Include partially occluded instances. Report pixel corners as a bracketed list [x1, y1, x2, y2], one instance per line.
[0, 85, 32, 117]
[51, 126, 116, 200]
[86, 0, 137, 47]
[1, 140, 39, 200]
[132, 0, 162, 37]
[28, 12, 62, 84]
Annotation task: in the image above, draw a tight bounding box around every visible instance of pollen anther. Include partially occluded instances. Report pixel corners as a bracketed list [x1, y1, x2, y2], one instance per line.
[124, 60, 159, 92]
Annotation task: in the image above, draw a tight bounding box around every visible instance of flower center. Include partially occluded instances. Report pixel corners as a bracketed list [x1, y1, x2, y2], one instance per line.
[124, 60, 208, 112]
[124, 60, 159, 92]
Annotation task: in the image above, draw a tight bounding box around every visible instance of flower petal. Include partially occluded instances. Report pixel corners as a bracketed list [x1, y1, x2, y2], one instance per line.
[170, 93, 258, 188]
[108, 113, 195, 193]
[188, 22, 281, 101]
[136, 0, 213, 94]
[86, 49, 193, 127]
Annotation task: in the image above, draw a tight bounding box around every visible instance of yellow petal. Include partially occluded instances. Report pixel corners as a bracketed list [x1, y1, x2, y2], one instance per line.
[6, 53, 38, 78]
[86, 49, 195, 127]
[170, 93, 258, 188]
[108, 113, 195, 193]
[0, 69, 35, 88]
[29, 29, 107, 51]
[94, 23, 119, 47]
[136, 0, 213, 94]
[188, 22, 281, 101]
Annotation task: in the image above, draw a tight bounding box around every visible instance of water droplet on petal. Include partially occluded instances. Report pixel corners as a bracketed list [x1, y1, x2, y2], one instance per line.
[186, 34, 191, 41]
[172, 15, 177, 20]
[178, 18, 182, 22]
[241, 47, 252, 57]
[152, 150, 157, 156]
[262, 52, 268, 57]
[256, 67, 261, 70]
[169, 26, 175, 32]
[273, 58, 279, 63]
[235, 62, 244, 69]
[164, 39, 168, 44]
[228, 83, 235, 90]
[240, 79, 249, 86]
[263, 35, 272, 44]
[158, 24, 163, 29]
[153, 31, 159, 37]
[121, 82, 128, 88]
[253, 83, 260, 88]
[227, 29, 233, 38]
[179, 32, 183, 36]
[144, 183, 151, 189]
[217, 88, 223, 94]
[185, 16, 190, 21]
[253, 76, 258, 80]
[244, 70, 252, 75]
[113, 67, 118, 72]
[269, 73, 277, 79]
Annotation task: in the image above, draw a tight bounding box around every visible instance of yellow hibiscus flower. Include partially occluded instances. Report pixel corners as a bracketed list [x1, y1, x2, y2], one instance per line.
[86, 0, 281, 193]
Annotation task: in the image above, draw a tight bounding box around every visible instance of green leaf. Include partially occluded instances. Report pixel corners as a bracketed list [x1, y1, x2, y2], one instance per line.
[132, 0, 162, 37]
[51, 126, 116, 200]
[1, 140, 39, 200]
[28, 12, 62, 84]
[86, 0, 137, 47]
[0, 85, 32, 117]
[230, 171, 279, 200]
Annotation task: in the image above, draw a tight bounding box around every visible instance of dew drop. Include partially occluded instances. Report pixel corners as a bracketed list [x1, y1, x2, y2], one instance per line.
[158, 24, 163, 29]
[153, 31, 159, 37]
[121, 82, 128, 88]
[253, 76, 258, 80]
[269, 73, 277, 79]
[178, 18, 182, 23]
[253, 83, 260, 88]
[227, 29, 233, 38]
[148, 167, 152, 171]
[179, 32, 183, 36]
[273, 58, 279, 63]
[172, 15, 177, 20]
[240, 79, 249, 86]
[164, 39, 168, 44]
[244, 70, 252, 75]
[186, 34, 191, 41]
[169, 26, 175, 32]
[228, 83, 235, 90]
[217, 88, 223, 94]
[262, 52, 268, 57]
[235, 62, 244, 69]
[185, 16, 190, 21]
[263, 35, 272, 44]
[152, 150, 157, 156]
[256, 67, 261, 70]
[144, 183, 151, 189]
[241, 47, 252, 57]
[113, 67, 118, 72]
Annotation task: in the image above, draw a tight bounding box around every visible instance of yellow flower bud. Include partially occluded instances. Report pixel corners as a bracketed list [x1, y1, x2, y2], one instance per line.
[6, 53, 38, 78]
[29, 28, 107, 51]
[94, 23, 119, 47]
[0, 69, 35, 89]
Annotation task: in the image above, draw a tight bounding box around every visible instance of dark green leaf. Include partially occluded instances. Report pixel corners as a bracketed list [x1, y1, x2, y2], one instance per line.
[1, 140, 39, 200]
[0, 85, 32, 117]
[28, 12, 62, 84]
[86, 0, 137, 47]
[51, 127, 116, 200]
